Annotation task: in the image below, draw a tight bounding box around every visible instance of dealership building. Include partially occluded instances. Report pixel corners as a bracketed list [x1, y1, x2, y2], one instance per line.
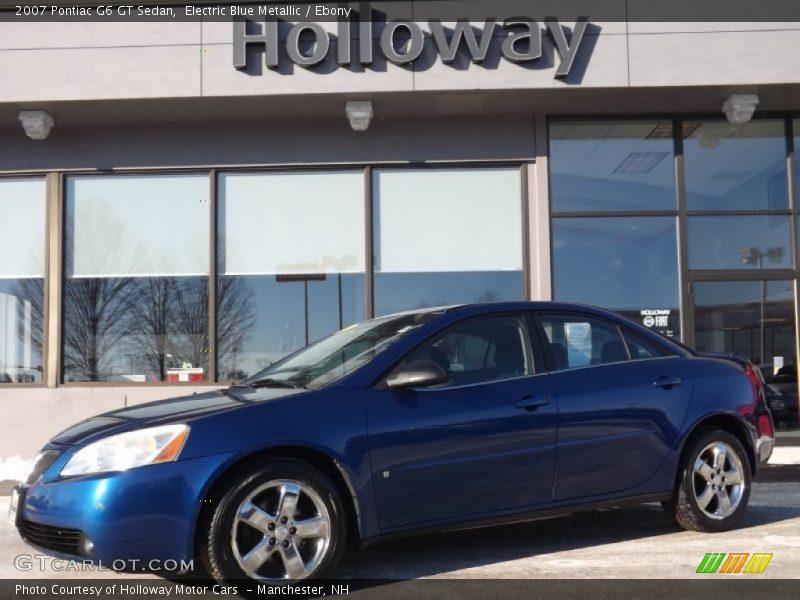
[1, 3, 800, 466]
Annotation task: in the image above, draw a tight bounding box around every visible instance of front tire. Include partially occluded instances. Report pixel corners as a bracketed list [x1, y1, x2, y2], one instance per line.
[201, 460, 346, 582]
[662, 429, 751, 532]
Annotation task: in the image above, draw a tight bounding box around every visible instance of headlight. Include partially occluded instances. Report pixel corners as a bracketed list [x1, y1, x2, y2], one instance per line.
[60, 424, 189, 477]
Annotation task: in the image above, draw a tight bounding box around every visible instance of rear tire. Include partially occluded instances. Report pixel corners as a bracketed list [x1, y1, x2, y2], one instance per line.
[200, 459, 346, 582]
[662, 429, 751, 532]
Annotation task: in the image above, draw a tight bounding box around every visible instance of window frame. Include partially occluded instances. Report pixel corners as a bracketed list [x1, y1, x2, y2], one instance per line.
[60, 170, 214, 385]
[0, 173, 50, 388]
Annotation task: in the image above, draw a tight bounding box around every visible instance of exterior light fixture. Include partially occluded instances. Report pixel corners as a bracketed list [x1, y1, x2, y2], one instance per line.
[345, 100, 373, 132]
[18, 110, 54, 140]
[722, 94, 759, 126]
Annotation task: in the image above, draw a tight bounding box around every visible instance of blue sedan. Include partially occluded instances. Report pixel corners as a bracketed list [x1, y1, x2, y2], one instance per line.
[12, 302, 775, 581]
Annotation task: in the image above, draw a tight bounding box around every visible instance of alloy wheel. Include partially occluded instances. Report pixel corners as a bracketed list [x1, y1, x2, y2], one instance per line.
[691, 441, 746, 520]
[231, 479, 331, 580]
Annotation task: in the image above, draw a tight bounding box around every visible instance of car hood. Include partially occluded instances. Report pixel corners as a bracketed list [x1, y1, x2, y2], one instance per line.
[50, 387, 304, 445]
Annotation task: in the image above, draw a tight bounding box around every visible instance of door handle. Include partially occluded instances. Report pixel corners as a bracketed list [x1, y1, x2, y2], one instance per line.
[654, 376, 682, 389]
[514, 396, 551, 411]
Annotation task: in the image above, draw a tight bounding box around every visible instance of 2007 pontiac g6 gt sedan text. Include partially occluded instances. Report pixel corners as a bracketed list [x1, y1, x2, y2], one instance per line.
[11, 303, 775, 581]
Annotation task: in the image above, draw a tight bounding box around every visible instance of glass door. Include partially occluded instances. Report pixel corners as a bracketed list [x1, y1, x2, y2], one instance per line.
[692, 279, 799, 435]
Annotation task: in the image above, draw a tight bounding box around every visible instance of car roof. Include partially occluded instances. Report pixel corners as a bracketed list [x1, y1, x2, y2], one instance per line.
[376, 301, 691, 357]
[380, 301, 631, 319]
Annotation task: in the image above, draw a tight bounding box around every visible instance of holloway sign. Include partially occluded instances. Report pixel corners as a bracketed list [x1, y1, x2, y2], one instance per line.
[234, 16, 590, 78]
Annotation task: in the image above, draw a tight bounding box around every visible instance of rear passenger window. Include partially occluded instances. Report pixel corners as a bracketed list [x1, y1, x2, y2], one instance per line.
[623, 330, 672, 360]
[540, 315, 628, 371]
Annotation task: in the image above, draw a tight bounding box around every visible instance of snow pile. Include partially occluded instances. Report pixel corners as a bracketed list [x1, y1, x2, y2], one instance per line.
[0, 455, 33, 482]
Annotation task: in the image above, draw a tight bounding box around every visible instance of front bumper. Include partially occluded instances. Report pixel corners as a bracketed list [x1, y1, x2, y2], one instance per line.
[14, 449, 235, 565]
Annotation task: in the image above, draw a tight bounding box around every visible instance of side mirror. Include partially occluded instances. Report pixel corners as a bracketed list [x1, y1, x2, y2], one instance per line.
[386, 360, 448, 389]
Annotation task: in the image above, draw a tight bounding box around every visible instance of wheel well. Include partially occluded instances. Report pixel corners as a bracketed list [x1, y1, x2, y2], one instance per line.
[196, 446, 361, 552]
[680, 414, 757, 476]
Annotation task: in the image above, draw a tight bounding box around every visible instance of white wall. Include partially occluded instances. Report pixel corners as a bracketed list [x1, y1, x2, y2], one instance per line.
[0, 385, 221, 462]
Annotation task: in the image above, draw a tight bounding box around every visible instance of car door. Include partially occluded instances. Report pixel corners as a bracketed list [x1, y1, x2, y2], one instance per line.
[366, 312, 558, 530]
[537, 312, 693, 501]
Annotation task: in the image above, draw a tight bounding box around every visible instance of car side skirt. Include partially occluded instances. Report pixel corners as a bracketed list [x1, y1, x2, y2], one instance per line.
[359, 492, 672, 548]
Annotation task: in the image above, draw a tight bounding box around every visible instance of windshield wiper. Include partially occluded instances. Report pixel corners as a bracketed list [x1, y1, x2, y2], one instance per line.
[233, 378, 305, 390]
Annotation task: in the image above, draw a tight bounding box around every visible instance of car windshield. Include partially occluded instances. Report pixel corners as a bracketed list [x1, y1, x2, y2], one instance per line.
[240, 310, 444, 390]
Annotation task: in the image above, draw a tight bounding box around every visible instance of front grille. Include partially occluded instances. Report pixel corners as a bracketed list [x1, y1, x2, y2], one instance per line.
[25, 450, 60, 484]
[20, 520, 83, 555]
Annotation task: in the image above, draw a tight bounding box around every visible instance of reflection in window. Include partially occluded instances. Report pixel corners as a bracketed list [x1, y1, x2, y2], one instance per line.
[63, 175, 210, 382]
[694, 280, 796, 368]
[0, 178, 46, 384]
[687, 215, 791, 270]
[549, 121, 675, 212]
[374, 271, 521, 317]
[217, 172, 366, 381]
[373, 168, 524, 315]
[623, 329, 671, 360]
[552, 217, 680, 338]
[694, 281, 799, 433]
[684, 120, 788, 210]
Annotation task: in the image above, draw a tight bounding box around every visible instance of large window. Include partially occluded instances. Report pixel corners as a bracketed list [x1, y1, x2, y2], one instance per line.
[684, 120, 792, 272]
[687, 215, 792, 270]
[684, 120, 788, 211]
[372, 168, 524, 316]
[549, 121, 680, 338]
[217, 171, 366, 381]
[694, 280, 796, 368]
[551, 217, 680, 337]
[549, 121, 676, 212]
[63, 175, 210, 382]
[0, 178, 46, 384]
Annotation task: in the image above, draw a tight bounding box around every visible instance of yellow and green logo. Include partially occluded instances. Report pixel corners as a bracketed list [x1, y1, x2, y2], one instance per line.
[697, 552, 773, 574]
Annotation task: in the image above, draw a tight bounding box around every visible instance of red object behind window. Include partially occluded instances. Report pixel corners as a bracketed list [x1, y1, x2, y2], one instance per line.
[166, 368, 204, 383]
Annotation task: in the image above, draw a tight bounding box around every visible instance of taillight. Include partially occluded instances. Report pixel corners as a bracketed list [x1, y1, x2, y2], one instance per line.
[740, 361, 763, 416]
[741, 361, 775, 439]
[744, 362, 761, 395]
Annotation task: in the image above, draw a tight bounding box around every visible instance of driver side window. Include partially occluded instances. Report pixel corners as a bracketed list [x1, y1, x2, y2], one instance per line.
[401, 314, 535, 387]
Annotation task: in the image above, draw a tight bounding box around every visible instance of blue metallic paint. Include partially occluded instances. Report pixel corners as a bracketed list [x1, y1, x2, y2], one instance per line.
[367, 372, 558, 529]
[23, 451, 235, 563]
[548, 356, 694, 500]
[15, 302, 773, 566]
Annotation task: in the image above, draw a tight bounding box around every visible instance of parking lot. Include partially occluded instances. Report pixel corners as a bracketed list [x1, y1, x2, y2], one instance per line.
[0, 466, 798, 580]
